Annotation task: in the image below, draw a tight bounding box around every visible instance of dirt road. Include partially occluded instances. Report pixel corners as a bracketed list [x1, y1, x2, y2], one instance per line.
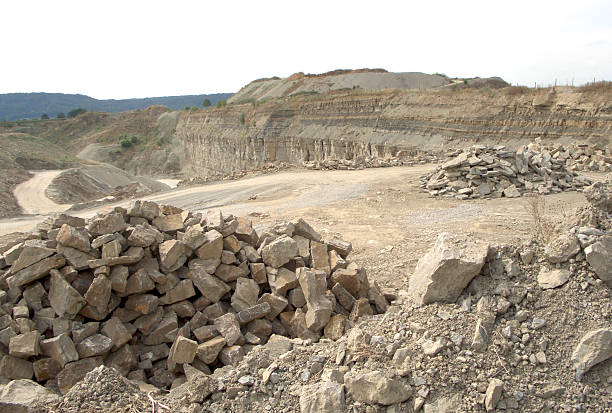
[12, 170, 70, 215]
[0, 166, 429, 235]
[2, 165, 605, 293]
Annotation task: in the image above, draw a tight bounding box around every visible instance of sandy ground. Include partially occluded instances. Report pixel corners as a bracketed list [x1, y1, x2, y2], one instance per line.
[2, 165, 608, 293]
[12, 170, 71, 215]
[156, 179, 181, 188]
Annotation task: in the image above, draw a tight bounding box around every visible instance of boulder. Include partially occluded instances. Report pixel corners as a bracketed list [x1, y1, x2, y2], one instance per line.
[297, 267, 332, 331]
[56, 224, 90, 252]
[537, 268, 570, 289]
[88, 213, 127, 237]
[545, 233, 581, 263]
[345, 370, 411, 405]
[408, 233, 489, 306]
[484, 378, 504, 411]
[300, 381, 345, 413]
[0, 379, 58, 413]
[571, 328, 612, 381]
[261, 236, 298, 268]
[48, 270, 86, 319]
[584, 236, 612, 287]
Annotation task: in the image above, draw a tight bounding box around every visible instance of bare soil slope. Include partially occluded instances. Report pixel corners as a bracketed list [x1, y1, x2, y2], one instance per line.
[229, 69, 451, 103]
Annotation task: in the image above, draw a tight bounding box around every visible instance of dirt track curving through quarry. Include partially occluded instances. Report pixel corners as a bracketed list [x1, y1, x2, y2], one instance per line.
[2, 164, 609, 291]
[12, 170, 70, 215]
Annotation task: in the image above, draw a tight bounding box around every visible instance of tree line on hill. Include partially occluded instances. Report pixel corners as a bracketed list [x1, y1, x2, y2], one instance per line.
[0, 92, 233, 121]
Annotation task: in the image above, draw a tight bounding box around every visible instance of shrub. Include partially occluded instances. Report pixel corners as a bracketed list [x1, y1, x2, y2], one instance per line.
[202, 98, 211, 107]
[184, 106, 191, 111]
[67, 108, 87, 118]
[40, 114, 49, 120]
[239, 113, 245, 124]
[130, 135, 139, 144]
[56, 112, 65, 119]
[120, 139, 132, 148]
[216, 100, 227, 108]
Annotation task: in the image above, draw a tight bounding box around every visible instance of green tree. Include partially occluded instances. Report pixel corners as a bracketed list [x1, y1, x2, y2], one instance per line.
[67, 108, 87, 118]
[130, 135, 139, 144]
[121, 139, 132, 148]
[56, 112, 65, 119]
[216, 99, 227, 108]
[41, 113, 49, 120]
[202, 98, 211, 107]
[184, 106, 191, 110]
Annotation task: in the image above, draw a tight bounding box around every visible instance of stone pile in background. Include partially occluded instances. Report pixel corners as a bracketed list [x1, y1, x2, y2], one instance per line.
[303, 152, 443, 171]
[421, 142, 593, 200]
[0, 201, 388, 394]
[551, 142, 612, 172]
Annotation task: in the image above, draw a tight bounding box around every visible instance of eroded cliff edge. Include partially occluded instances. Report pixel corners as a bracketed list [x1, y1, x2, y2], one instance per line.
[177, 87, 612, 179]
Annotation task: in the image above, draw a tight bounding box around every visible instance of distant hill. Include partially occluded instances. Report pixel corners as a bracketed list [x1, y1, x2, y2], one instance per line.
[0, 92, 234, 121]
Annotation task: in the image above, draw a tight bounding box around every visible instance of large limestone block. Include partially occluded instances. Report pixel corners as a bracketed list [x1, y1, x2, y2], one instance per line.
[56, 357, 103, 394]
[56, 224, 91, 252]
[7, 256, 66, 289]
[408, 233, 489, 306]
[545, 233, 581, 264]
[297, 267, 332, 331]
[49, 270, 86, 319]
[584, 236, 612, 287]
[261, 235, 298, 268]
[0, 379, 59, 413]
[88, 213, 127, 237]
[571, 328, 612, 381]
[300, 381, 345, 413]
[345, 370, 411, 405]
[7, 243, 55, 275]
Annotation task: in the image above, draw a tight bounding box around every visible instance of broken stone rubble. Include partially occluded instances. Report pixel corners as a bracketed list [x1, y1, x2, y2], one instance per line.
[0, 202, 386, 397]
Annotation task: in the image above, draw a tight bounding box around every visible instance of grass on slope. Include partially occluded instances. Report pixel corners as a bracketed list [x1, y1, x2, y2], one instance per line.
[0, 133, 78, 170]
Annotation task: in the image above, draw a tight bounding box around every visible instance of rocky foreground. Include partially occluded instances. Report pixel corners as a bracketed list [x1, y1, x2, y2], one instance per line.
[0, 183, 610, 412]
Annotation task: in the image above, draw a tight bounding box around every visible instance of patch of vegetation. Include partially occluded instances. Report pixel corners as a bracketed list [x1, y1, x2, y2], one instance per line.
[120, 139, 133, 148]
[41, 114, 49, 120]
[0, 133, 77, 170]
[578, 81, 612, 93]
[56, 112, 65, 119]
[239, 113, 245, 125]
[289, 91, 320, 97]
[202, 98, 211, 107]
[216, 100, 227, 108]
[67, 108, 87, 118]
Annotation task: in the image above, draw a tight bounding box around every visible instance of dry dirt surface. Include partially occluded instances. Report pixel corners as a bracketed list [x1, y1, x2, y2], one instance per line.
[11, 170, 70, 215]
[3, 164, 608, 294]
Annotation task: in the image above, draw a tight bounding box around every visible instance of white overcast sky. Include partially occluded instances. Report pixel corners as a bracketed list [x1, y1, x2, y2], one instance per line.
[1, 0, 611, 99]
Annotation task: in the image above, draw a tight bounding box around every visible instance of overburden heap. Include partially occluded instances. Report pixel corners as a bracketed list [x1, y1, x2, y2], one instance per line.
[0, 201, 388, 393]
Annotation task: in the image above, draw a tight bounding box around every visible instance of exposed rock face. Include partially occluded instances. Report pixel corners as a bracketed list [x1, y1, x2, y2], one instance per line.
[177, 87, 612, 180]
[408, 233, 489, 306]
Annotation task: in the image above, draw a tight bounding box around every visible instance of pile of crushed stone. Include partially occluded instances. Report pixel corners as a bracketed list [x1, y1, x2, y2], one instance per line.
[31, 365, 149, 413]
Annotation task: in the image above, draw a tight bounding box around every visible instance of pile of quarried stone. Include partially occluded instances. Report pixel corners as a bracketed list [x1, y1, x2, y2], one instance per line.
[303, 152, 442, 171]
[554, 142, 612, 172]
[0, 201, 388, 394]
[421, 143, 593, 199]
